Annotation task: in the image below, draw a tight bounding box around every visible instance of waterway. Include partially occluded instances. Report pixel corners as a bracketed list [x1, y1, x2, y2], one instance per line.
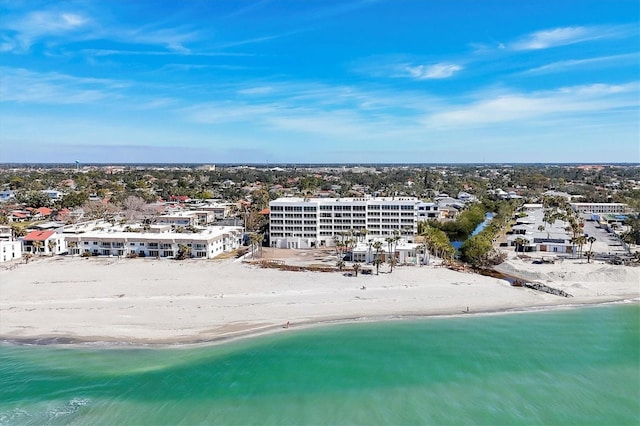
[451, 212, 494, 250]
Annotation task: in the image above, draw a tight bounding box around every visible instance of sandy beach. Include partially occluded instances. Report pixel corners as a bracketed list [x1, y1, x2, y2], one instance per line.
[0, 254, 638, 345]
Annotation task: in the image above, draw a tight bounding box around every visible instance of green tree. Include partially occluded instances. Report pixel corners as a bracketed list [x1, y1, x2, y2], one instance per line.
[513, 237, 527, 254]
[460, 235, 493, 267]
[47, 240, 57, 256]
[60, 191, 89, 208]
[372, 241, 384, 275]
[176, 244, 192, 260]
[352, 262, 361, 277]
[32, 240, 44, 255]
[16, 190, 51, 208]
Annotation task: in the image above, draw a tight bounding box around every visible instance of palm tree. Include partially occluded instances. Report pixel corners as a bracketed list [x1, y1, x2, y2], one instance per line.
[372, 241, 384, 275]
[47, 240, 57, 256]
[585, 250, 595, 263]
[352, 262, 361, 277]
[575, 235, 587, 261]
[385, 236, 394, 264]
[176, 244, 192, 260]
[416, 244, 426, 266]
[513, 237, 526, 254]
[249, 233, 263, 259]
[32, 240, 43, 255]
[23, 252, 33, 264]
[587, 236, 597, 252]
[538, 225, 547, 238]
[388, 256, 397, 273]
[336, 259, 345, 271]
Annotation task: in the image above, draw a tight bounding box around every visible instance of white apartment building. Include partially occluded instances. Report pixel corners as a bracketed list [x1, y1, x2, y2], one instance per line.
[0, 225, 21, 263]
[269, 197, 419, 249]
[508, 208, 575, 254]
[416, 202, 441, 221]
[195, 203, 234, 220]
[570, 203, 629, 214]
[65, 226, 243, 259]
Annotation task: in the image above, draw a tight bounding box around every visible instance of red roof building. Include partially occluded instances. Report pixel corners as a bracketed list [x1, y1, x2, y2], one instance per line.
[24, 230, 56, 241]
[36, 207, 52, 216]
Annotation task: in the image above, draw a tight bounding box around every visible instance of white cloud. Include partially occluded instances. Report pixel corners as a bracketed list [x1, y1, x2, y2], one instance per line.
[238, 86, 275, 95]
[0, 68, 126, 104]
[510, 25, 633, 50]
[405, 63, 463, 79]
[5, 10, 91, 51]
[2, 7, 201, 54]
[523, 53, 639, 74]
[424, 83, 639, 126]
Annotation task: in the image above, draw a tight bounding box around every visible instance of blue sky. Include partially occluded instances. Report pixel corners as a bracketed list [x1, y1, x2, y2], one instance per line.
[1, 0, 638, 164]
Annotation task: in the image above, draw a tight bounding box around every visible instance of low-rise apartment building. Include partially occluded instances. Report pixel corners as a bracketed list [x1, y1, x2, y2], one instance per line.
[508, 208, 575, 254]
[65, 226, 243, 259]
[0, 225, 21, 263]
[269, 197, 419, 249]
[570, 203, 629, 214]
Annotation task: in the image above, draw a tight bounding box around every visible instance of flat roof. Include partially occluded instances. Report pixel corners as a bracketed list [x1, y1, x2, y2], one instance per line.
[271, 196, 419, 203]
[66, 226, 243, 243]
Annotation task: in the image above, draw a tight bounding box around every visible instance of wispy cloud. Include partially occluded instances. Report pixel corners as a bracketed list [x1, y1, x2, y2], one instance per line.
[405, 63, 463, 80]
[1, 6, 202, 54]
[510, 25, 634, 50]
[223, 0, 273, 19]
[0, 67, 127, 104]
[424, 82, 639, 126]
[522, 53, 639, 74]
[238, 86, 275, 95]
[3, 9, 91, 51]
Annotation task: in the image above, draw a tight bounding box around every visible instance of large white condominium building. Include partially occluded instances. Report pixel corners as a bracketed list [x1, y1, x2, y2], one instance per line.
[269, 197, 420, 249]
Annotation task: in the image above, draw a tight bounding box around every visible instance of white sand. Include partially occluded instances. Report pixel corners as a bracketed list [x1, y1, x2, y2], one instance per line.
[1, 256, 638, 345]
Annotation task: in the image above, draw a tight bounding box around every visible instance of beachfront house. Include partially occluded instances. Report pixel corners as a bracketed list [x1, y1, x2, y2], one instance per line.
[350, 238, 423, 265]
[507, 208, 574, 254]
[0, 225, 22, 263]
[65, 226, 243, 259]
[22, 229, 67, 256]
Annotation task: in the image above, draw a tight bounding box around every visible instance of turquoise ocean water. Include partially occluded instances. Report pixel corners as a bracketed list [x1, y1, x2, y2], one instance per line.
[1, 303, 638, 425]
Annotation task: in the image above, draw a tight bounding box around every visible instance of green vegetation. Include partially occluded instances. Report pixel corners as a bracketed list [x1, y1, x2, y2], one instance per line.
[459, 200, 519, 268]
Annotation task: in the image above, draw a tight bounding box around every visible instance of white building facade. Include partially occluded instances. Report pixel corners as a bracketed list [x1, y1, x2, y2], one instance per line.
[0, 225, 21, 263]
[269, 197, 419, 249]
[65, 226, 243, 259]
[570, 203, 629, 214]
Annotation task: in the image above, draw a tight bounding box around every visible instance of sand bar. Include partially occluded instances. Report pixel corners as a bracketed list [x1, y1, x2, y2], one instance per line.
[1, 255, 638, 346]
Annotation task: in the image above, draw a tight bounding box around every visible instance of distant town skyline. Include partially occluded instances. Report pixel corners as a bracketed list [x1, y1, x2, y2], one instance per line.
[1, 0, 638, 164]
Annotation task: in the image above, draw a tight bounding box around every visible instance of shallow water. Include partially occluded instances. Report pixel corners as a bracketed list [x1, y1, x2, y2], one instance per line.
[1, 303, 638, 425]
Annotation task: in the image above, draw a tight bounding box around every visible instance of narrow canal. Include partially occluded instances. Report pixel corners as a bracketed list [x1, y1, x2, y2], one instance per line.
[451, 212, 494, 250]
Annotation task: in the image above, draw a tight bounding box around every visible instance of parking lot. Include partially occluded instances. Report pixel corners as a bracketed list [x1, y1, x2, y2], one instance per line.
[581, 214, 628, 256]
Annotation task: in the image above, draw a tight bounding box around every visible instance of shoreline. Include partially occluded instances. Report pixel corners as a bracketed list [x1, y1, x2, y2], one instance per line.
[2, 297, 638, 349]
[1, 255, 638, 349]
